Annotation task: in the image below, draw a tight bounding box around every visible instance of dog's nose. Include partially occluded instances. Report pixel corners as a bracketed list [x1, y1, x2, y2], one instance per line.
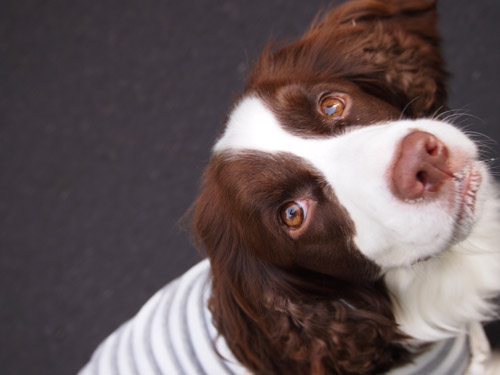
[392, 131, 452, 200]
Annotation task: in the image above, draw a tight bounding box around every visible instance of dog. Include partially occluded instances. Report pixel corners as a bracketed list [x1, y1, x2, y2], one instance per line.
[80, 0, 500, 374]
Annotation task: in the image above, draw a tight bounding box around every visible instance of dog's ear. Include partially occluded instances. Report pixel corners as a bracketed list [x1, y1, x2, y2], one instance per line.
[192, 158, 409, 375]
[248, 0, 446, 118]
[328, 0, 447, 117]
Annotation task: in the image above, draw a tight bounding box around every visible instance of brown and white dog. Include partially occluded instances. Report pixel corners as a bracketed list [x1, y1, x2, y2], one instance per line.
[193, 0, 500, 374]
[81, 1, 500, 374]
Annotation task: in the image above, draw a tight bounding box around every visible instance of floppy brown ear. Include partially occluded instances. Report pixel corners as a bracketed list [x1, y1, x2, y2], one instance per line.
[247, 0, 446, 118]
[192, 158, 410, 375]
[329, 0, 447, 117]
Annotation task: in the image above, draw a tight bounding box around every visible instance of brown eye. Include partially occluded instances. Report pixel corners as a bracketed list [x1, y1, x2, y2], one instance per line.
[280, 201, 306, 228]
[320, 96, 345, 119]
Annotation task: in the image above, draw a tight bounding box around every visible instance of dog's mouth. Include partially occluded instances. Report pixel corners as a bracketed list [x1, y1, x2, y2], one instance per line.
[409, 164, 482, 266]
[449, 163, 483, 244]
[454, 164, 482, 226]
[411, 255, 432, 265]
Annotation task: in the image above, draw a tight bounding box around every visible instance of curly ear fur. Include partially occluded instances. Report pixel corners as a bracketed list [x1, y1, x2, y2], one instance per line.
[192, 161, 410, 375]
[246, 0, 446, 118]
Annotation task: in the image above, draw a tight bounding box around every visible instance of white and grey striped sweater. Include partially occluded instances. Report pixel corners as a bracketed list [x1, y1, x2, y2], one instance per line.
[79, 260, 470, 375]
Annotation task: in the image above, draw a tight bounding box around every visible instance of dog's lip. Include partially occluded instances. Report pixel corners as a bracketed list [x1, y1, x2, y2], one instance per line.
[411, 255, 432, 265]
[453, 164, 482, 225]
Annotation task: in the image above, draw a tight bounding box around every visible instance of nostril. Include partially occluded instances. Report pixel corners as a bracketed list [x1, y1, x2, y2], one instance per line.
[427, 145, 437, 156]
[425, 137, 445, 158]
[416, 171, 427, 184]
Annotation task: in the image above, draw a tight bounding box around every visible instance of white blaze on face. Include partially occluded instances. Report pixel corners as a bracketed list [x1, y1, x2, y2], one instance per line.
[214, 96, 485, 271]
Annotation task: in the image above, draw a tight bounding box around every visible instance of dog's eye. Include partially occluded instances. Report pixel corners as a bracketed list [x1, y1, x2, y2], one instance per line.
[280, 201, 307, 228]
[319, 96, 345, 119]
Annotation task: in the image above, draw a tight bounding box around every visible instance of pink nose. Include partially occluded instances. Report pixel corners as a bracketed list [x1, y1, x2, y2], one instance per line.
[392, 131, 452, 200]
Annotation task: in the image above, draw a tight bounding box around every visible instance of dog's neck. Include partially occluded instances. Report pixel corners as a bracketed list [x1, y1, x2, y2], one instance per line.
[385, 181, 500, 343]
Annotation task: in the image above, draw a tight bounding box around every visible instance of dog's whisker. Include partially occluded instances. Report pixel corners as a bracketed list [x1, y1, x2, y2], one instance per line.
[431, 105, 448, 120]
[433, 108, 467, 122]
[444, 112, 487, 127]
[440, 112, 472, 124]
[400, 96, 421, 119]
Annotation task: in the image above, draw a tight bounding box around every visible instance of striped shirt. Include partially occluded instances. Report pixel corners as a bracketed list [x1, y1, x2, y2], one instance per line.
[79, 260, 470, 375]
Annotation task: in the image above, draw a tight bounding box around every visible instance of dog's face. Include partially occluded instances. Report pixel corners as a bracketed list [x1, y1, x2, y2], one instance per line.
[213, 87, 488, 277]
[194, 0, 491, 283]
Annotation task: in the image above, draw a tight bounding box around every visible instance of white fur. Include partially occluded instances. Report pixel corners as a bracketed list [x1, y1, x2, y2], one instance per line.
[215, 95, 500, 345]
[385, 182, 500, 341]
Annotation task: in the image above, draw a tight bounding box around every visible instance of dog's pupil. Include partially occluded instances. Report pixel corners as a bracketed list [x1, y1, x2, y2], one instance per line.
[287, 206, 297, 219]
[283, 203, 303, 227]
[325, 104, 339, 116]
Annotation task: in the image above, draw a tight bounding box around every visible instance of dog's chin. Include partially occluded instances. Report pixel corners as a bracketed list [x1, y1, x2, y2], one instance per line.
[400, 163, 485, 269]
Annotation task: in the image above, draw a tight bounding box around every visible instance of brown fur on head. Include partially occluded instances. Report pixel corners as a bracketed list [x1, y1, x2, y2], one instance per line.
[193, 1, 445, 374]
[248, 0, 446, 118]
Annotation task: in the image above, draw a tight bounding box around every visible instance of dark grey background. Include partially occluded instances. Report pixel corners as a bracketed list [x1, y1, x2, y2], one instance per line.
[1, 1, 499, 374]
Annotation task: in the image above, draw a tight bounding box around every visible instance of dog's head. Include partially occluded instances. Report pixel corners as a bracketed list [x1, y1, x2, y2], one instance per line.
[194, 0, 489, 280]
[192, 0, 492, 373]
